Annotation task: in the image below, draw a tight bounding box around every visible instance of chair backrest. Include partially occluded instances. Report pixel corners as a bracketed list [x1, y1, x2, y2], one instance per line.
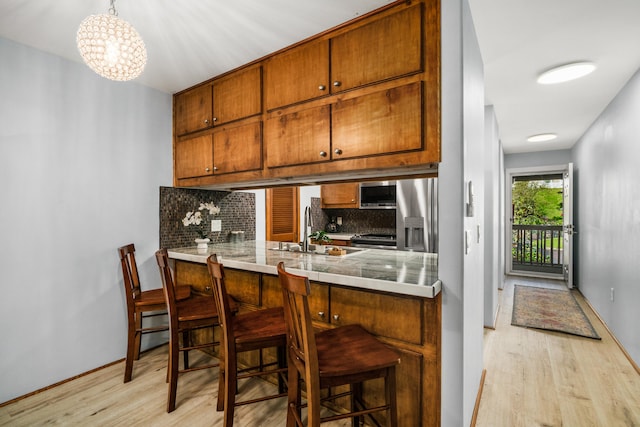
[155, 249, 178, 331]
[276, 262, 321, 405]
[118, 243, 141, 314]
[206, 254, 234, 351]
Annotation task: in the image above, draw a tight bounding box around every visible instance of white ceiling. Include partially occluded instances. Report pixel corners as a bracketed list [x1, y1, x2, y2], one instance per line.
[469, 0, 640, 153]
[2, 0, 640, 154]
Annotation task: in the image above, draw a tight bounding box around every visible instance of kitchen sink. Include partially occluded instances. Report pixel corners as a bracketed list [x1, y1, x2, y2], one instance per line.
[269, 245, 368, 257]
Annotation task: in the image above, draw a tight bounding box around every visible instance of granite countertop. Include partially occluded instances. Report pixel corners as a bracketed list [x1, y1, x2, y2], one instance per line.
[168, 241, 441, 298]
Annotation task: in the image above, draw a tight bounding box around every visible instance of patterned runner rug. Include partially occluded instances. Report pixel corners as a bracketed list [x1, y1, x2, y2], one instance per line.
[511, 285, 601, 340]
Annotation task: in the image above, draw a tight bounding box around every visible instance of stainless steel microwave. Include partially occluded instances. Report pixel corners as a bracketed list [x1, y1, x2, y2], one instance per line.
[359, 181, 397, 209]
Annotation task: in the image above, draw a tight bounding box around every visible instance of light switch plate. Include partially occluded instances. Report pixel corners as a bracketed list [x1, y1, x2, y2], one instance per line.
[211, 219, 222, 232]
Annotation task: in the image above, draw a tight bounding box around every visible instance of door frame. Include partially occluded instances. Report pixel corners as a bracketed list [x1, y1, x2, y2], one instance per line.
[505, 164, 573, 281]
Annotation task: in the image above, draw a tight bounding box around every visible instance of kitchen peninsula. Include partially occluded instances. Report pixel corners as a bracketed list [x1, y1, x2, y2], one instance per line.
[168, 241, 442, 427]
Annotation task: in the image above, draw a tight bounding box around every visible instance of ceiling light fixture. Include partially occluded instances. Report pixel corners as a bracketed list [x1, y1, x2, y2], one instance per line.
[537, 62, 596, 85]
[76, 0, 147, 81]
[527, 133, 557, 143]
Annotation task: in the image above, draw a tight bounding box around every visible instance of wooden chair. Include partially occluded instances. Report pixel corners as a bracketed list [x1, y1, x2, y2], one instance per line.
[118, 243, 191, 383]
[277, 262, 401, 427]
[155, 248, 229, 413]
[207, 254, 288, 427]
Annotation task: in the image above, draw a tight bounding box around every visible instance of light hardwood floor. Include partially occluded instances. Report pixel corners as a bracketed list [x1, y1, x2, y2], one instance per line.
[2, 277, 639, 426]
[476, 276, 640, 427]
[0, 348, 350, 426]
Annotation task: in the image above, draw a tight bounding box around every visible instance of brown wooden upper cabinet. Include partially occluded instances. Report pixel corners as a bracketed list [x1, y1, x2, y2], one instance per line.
[175, 66, 262, 136]
[320, 183, 359, 209]
[264, 104, 331, 168]
[264, 40, 329, 112]
[330, 3, 423, 93]
[175, 120, 262, 179]
[265, 81, 423, 169]
[173, 0, 440, 189]
[175, 84, 213, 136]
[264, 3, 423, 111]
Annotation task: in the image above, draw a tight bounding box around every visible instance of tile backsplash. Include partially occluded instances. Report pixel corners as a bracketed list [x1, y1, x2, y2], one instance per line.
[312, 198, 396, 235]
[159, 186, 255, 249]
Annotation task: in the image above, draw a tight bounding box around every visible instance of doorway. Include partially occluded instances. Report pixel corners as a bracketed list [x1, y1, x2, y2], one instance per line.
[506, 164, 574, 287]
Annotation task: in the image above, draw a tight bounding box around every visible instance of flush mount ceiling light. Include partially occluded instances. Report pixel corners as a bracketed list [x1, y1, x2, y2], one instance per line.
[537, 62, 596, 85]
[76, 0, 147, 81]
[527, 133, 557, 143]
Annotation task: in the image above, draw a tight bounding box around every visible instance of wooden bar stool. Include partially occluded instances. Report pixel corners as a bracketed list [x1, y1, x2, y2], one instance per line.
[117, 243, 191, 383]
[156, 248, 233, 413]
[207, 254, 288, 427]
[277, 262, 401, 427]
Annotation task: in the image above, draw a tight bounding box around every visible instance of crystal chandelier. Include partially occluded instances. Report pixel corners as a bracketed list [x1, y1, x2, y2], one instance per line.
[76, 0, 147, 81]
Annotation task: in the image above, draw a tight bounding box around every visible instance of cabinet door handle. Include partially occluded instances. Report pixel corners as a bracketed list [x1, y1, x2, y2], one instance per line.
[333, 81, 341, 87]
[213, 166, 218, 172]
[212, 117, 218, 123]
[318, 311, 325, 318]
[318, 85, 326, 91]
[204, 119, 210, 125]
[205, 167, 211, 172]
[334, 148, 343, 155]
[333, 314, 340, 321]
[319, 151, 327, 157]
[205, 286, 211, 292]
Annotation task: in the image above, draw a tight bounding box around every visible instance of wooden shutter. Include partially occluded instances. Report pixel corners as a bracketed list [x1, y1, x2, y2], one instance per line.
[266, 187, 299, 242]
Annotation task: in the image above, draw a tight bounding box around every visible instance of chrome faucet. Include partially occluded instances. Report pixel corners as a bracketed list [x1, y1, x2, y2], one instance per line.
[302, 206, 313, 252]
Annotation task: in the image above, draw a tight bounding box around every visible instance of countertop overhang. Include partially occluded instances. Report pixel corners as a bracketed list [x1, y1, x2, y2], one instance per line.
[168, 241, 441, 298]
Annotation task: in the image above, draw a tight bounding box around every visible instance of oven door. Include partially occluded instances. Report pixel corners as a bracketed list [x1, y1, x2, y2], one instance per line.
[350, 238, 397, 250]
[351, 242, 398, 250]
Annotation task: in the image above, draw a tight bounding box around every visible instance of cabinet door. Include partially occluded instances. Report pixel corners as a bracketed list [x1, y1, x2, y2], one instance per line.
[212, 121, 262, 174]
[332, 82, 423, 160]
[330, 286, 422, 345]
[264, 104, 331, 168]
[264, 40, 329, 110]
[320, 183, 359, 208]
[175, 134, 213, 179]
[174, 84, 213, 135]
[331, 4, 422, 93]
[212, 66, 262, 125]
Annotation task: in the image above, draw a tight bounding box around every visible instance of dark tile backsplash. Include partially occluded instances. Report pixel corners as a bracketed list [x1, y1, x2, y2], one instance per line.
[311, 198, 396, 235]
[160, 186, 255, 248]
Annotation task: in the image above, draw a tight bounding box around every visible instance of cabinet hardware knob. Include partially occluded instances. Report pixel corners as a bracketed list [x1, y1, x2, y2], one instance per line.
[204, 119, 210, 125]
[334, 148, 343, 155]
[213, 166, 218, 171]
[205, 286, 211, 291]
[213, 117, 218, 122]
[319, 151, 327, 157]
[333, 81, 341, 87]
[333, 314, 340, 321]
[318, 85, 326, 91]
[205, 167, 211, 172]
[318, 311, 325, 318]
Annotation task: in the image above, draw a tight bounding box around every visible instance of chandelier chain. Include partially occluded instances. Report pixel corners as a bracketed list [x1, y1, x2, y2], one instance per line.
[108, 0, 118, 16]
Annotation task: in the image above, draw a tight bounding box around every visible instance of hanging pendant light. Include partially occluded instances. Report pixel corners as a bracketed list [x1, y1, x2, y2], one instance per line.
[76, 0, 147, 81]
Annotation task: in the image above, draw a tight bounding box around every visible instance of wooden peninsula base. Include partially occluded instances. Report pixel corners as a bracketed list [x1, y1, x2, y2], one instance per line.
[173, 259, 441, 427]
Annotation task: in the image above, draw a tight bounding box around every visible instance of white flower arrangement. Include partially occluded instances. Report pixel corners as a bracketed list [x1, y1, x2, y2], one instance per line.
[182, 202, 220, 239]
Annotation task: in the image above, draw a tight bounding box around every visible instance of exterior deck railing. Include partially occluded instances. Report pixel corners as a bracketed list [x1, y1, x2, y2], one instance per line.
[512, 224, 563, 274]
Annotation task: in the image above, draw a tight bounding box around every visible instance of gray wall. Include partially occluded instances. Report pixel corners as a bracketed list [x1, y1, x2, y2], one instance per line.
[505, 149, 572, 169]
[0, 38, 172, 403]
[440, 0, 486, 424]
[484, 106, 503, 327]
[572, 68, 640, 365]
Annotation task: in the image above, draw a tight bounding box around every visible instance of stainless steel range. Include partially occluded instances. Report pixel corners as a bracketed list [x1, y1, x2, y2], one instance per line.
[350, 233, 397, 249]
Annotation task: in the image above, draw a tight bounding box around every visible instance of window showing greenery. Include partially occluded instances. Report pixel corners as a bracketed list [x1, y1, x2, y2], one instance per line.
[512, 178, 563, 225]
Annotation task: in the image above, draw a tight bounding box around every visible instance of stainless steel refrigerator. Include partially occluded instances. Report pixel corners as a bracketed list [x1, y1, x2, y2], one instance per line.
[396, 178, 438, 252]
